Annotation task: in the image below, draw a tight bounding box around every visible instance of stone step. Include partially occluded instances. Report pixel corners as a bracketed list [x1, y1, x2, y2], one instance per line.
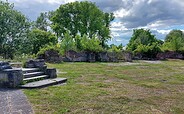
[23, 72, 44, 78]
[23, 75, 49, 82]
[22, 68, 40, 73]
[20, 78, 67, 89]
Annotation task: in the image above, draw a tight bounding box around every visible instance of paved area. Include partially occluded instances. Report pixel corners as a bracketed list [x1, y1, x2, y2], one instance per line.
[0, 89, 34, 114]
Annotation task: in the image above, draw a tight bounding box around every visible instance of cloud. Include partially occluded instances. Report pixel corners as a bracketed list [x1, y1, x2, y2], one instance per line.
[118, 0, 184, 28]
[7, 0, 81, 20]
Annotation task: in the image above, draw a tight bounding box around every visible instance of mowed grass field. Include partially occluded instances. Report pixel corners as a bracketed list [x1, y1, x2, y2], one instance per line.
[24, 60, 184, 114]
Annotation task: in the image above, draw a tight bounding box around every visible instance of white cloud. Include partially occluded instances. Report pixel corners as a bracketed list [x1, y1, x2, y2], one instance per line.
[157, 30, 171, 35]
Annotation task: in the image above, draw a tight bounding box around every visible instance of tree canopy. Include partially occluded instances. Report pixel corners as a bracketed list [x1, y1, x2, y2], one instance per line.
[0, 0, 30, 58]
[126, 29, 162, 58]
[27, 29, 57, 54]
[34, 12, 50, 31]
[162, 30, 184, 52]
[51, 1, 114, 48]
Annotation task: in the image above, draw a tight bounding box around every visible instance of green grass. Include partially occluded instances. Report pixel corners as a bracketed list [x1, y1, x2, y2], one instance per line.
[24, 60, 184, 114]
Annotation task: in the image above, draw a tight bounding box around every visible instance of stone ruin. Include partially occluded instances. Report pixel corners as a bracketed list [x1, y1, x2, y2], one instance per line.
[0, 61, 23, 87]
[156, 51, 184, 60]
[38, 50, 132, 63]
[0, 59, 67, 88]
[64, 50, 132, 62]
[37, 49, 62, 63]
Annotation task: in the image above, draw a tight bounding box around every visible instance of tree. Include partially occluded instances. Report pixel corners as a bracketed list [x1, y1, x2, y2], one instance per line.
[126, 29, 162, 58]
[51, 1, 114, 48]
[28, 29, 57, 54]
[0, 0, 30, 59]
[34, 12, 49, 31]
[162, 30, 184, 52]
[60, 31, 76, 53]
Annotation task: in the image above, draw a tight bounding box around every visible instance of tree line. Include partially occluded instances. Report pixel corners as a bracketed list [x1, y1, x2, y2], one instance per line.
[0, 0, 183, 59]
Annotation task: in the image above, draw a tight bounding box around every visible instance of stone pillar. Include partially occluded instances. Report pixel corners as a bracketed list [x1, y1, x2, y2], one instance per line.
[46, 68, 57, 78]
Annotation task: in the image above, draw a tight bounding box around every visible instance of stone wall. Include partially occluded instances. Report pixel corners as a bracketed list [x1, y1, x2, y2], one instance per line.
[63, 50, 132, 62]
[37, 49, 62, 63]
[156, 51, 184, 60]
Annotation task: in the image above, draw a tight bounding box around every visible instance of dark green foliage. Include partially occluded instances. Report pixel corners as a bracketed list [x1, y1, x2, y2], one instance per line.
[51, 1, 114, 48]
[126, 29, 162, 58]
[0, 0, 30, 59]
[37, 44, 61, 56]
[34, 12, 49, 31]
[28, 29, 57, 54]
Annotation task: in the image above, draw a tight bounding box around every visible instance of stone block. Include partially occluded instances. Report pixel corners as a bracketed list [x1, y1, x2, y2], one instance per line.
[46, 68, 57, 78]
[0, 69, 23, 88]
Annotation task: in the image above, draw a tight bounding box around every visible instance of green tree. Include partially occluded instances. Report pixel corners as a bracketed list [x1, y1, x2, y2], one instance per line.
[162, 30, 184, 52]
[126, 29, 162, 58]
[60, 31, 76, 53]
[80, 34, 103, 52]
[34, 12, 49, 31]
[0, 0, 30, 59]
[51, 1, 114, 48]
[28, 29, 57, 54]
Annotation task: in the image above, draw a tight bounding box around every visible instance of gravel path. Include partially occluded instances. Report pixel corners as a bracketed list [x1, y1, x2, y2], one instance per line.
[0, 89, 34, 114]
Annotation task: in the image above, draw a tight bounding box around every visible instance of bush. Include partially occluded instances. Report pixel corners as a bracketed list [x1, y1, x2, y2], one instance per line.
[37, 44, 62, 56]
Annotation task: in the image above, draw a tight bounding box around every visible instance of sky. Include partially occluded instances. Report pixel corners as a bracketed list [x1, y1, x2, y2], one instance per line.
[6, 0, 184, 46]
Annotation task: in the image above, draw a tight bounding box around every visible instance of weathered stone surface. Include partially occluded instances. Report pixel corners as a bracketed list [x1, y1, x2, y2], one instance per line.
[63, 50, 132, 62]
[25, 59, 47, 73]
[46, 68, 57, 78]
[156, 51, 184, 60]
[0, 61, 12, 71]
[4, 69, 23, 88]
[0, 69, 23, 88]
[20, 78, 67, 88]
[25, 59, 46, 68]
[97, 52, 109, 62]
[38, 49, 62, 63]
[64, 50, 88, 62]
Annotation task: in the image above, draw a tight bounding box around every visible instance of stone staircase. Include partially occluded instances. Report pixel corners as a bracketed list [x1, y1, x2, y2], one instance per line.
[20, 67, 67, 89]
[22, 68, 48, 82]
[0, 59, 67, 88]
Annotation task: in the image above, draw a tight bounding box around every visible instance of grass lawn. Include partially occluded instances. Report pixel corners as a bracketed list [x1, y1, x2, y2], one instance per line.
[24, 60, 184, 114]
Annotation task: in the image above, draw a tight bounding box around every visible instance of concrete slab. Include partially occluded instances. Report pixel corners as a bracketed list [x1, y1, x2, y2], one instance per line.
[20, 78, 67, 89]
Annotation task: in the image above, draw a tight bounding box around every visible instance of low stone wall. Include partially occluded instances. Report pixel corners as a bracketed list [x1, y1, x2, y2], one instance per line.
[38, 49, 62, 63]
[63, 50, 132, 62]
[156, 51, 184, 60]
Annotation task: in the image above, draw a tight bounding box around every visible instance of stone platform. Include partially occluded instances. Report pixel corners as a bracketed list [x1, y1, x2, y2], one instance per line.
[20, 78, 67, 89]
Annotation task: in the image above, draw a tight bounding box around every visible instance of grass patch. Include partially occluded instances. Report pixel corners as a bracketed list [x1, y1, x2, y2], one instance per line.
[24, 60, 184, 113]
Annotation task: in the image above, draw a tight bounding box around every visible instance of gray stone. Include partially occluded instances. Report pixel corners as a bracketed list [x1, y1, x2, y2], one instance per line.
[37, 49, 63, 63]
[0, 69, 23, 88]
[20, 78, 67, 88]
[25, 59, 46, 68]
[46, 68, 57, 78]
[0, 61, 12, 71]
